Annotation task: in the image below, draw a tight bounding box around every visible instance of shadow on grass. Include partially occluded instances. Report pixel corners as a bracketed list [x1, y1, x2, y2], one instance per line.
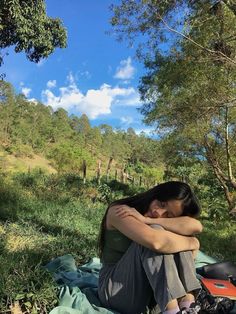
[0, 228, 99, 312]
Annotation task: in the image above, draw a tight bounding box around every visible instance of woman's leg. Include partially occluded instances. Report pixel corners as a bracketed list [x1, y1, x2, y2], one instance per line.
[99, 242, 158, 314]
[140, 246, 201, 312]
[99, 245, 201, 314]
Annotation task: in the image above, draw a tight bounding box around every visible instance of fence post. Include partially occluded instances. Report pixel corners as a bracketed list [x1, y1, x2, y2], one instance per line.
[82, 160, 87, 184]
[97, 160, 101, 184]
[122, 168, 127, 184]
[139, 176, 142, 186]
[106, 157, 113, 182]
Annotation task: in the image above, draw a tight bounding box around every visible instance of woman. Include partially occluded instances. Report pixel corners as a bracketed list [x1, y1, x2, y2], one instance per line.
[98, 181, 203, 314]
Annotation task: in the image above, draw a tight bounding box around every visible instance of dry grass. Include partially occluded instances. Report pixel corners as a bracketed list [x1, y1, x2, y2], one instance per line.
[3, 153, 57, 174]
[10, 301, 23, 314]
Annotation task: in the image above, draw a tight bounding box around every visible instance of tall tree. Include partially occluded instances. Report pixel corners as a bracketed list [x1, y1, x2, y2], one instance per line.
[110, 1, 236, 213]
[0, 0, 67, 67]
[0, 81, 15, 144]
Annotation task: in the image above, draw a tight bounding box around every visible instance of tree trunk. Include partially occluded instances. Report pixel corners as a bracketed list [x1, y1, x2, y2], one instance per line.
[204, 137, 235, 211]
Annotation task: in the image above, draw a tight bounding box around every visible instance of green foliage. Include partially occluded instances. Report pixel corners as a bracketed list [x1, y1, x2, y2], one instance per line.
[14, 168, 47, 188]
[0, 0, 67, 65]
[6, 143, 34, 158]
[98, 183, 112, 203]
[48, 142, 94, 173]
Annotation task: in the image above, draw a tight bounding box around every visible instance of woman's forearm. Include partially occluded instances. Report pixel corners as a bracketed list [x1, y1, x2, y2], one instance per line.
[145, 216, 203, 235]
[152, 229, 200, 254]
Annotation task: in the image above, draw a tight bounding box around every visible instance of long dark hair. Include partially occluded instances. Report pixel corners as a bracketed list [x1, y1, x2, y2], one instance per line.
[98, 181, 200, 257]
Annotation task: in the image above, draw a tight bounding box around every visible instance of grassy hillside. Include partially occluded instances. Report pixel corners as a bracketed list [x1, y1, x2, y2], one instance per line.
[0, 146, 165, 187]
[0, 150, 57, 174]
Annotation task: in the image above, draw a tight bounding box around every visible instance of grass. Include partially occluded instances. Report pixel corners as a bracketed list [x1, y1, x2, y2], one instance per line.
[198, 219, 236, 263]
[0, 199, 105, 313]
[0, 172, 235, 313]
[0, 173, 108, 313]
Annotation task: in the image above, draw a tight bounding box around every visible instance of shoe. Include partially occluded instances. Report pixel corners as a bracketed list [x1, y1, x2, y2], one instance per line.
[177, 303, 201, 313]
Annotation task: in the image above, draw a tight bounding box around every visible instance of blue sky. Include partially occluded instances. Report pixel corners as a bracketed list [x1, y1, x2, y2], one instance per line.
[2, 0, 154, 135]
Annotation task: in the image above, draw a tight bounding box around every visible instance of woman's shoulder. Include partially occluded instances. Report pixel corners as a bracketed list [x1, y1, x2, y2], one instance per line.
[106, 204, 119, 230]
[106, 203, 127, 230]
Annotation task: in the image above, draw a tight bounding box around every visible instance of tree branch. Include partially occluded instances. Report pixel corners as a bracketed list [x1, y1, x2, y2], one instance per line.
[222, 0, 236, 16]
[158, 15, 236, 66]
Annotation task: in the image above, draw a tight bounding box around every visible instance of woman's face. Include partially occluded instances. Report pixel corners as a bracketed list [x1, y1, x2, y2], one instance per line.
[145, 199, 183, 218]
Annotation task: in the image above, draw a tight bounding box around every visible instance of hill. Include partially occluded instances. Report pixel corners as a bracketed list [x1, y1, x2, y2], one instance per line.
[0, 81, 164, 184]
[0, 149, 57, 174]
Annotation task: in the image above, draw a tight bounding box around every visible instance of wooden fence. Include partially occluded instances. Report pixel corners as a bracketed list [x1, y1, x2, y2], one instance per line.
[81, 158, 158, 188]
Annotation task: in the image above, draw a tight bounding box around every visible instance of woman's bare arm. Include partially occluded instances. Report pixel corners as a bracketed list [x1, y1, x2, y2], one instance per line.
[114, 205, 203, 235]
[108, 206, 200, 254]
[145, 216, 203, 235]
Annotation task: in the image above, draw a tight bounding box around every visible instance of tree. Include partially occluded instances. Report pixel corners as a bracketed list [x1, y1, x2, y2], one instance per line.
[110, 1, 236, 213]
[110, 1, 236, 65]
[0, 0, 67, 67]
[139, 4, 236, 212]
[52, 108, 73, 142]
[0, 81, 15, 144]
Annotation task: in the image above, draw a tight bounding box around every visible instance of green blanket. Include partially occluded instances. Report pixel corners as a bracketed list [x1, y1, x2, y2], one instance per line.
[45, 255, 119, 314]
[45, 251, 236, 314]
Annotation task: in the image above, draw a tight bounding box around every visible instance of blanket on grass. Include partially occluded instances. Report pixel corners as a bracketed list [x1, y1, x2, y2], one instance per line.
[44, 251, 236, 314]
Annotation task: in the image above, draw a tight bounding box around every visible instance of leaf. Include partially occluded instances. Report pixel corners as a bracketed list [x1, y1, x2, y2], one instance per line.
[23, 301, 32, 308]
[14, 294, 25, 300]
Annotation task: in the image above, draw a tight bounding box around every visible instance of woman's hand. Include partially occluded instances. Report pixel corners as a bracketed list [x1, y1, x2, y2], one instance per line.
[191, 237, 200, 251]
[115, 205, 146, 223]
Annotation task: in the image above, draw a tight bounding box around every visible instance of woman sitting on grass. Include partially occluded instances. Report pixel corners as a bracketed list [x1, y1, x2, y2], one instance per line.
[98, 181, 203, 314]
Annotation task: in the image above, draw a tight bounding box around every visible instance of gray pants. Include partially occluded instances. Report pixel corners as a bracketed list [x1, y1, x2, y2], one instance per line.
[98, 227, 201, 314]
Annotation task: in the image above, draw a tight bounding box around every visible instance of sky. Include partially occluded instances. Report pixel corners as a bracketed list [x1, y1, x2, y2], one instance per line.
[2, 0, 154, 135]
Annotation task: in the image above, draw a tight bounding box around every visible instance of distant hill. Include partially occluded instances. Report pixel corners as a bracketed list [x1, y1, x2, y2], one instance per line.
[0, 81, 164, 183]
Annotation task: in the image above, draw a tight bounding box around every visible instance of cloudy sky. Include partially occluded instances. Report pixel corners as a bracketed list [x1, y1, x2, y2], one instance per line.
[2, 0, 154, 134]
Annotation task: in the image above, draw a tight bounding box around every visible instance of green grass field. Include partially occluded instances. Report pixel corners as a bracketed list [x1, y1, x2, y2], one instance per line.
[0, 173, 235, 313]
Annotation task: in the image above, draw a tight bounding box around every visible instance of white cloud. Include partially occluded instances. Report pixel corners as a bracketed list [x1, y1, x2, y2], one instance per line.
[79, 70, 91, 79]
[22, 87, 31, 97]
[47, 80, 57, 89]
[114, 57, 135, 80]
[114, 90, 142, 107]
[135, 127, 154, 136]
[121, 116, 134, 125]
[28, 98, 38, 104]
[41, 73, 141, 119]
[67, 72, 76, 85]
